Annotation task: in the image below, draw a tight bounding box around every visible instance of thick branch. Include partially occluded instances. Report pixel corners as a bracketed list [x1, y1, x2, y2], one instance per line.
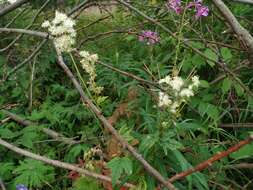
[0, 138, 135, 188]
[0, 28, 49, 38]
[0, 0, 28, 17]
[55, 46, 177, 190]
[212, 0, 253, 64]
[1, 109, 78, 145]
[168, 136, 253, 182]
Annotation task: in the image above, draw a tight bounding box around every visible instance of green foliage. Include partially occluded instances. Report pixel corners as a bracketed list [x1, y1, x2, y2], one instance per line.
[13, 159, 55, 188]
[107, 157, 133, 186]
[72, 177, 101, 190]
[1, 1, 253, 189]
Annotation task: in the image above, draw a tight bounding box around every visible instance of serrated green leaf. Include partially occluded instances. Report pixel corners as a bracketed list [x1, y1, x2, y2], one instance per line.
[221, 47, 232, 61]
[107, 157, 133, 186]
[204, 49, 218, 67]
[222, 78, 232, 94]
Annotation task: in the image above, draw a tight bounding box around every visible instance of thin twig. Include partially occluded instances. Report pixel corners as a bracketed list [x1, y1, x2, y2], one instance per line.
[3, 39, 48, 81]
[168, 136, 253, 183]
[1, 109, 78, 145]
[0, 138, 135, 189]
[219, 123, 253, 128]
[233, 0, 253, 5]
[225, 163, 253, 169]
[55, 46, 177, 190]
[0, 178, 6, 190]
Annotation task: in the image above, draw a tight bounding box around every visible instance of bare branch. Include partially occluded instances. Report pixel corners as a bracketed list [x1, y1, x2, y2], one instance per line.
[219, 123, 253, 128]
[0, 178, 6, 190]
[0, 28, 49, 38]
[233, 0, 253, 5]
[0, 138, 135, 189]
[212, 0, 253, 64]
[0, 0, 28, 17]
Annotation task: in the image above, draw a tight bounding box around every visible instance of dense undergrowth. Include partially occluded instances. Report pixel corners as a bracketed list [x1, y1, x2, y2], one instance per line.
[1, 0, 253, 189]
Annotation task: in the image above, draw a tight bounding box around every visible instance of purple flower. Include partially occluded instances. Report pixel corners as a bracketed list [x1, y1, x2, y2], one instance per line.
[166, 0, 181, 14]
[138, 30, 160, 45]
[186, 0, 209, 19]
[16, 184, 29, 190]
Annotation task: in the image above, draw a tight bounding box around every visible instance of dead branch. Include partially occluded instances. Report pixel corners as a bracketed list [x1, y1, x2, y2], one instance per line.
[0, 0, 28, 17]
[0, 178, 6, 190]
[219, 123, 253, 128]
[225, 163, 253, 169]
[168, 136, 253, 183]
[0, 138, 135, 189]
[212, 0, 253, 64]
[233, 0, 253, 5]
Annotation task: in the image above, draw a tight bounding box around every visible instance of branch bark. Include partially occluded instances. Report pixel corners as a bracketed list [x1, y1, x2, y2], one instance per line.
[212, 0, 253, 64]
[168, 136, 253, 183]
[219, 123, 253, 128]
[55, 46, 177, 190]
[233, 0, 253, 5]
[0, 0, 28, 17]
[0, 138, 135, 188]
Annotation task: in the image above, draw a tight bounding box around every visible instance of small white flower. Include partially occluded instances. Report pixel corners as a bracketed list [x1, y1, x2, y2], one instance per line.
[170, 102, 179, 113]
[159, 75, 171, 84]
[192, 76, 200, 87]
[180, 88, 194, 98]
[42, 11, 76, 52]
[158, 92, 172, 107]
[170, 76, 184, 91]
[41, 21, 50, 28]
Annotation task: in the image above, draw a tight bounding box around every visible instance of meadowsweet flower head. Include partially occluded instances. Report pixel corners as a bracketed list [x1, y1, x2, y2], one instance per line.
[158, 75, 200, 114]
[158, 92, 172, 107]
[166, 0, 181, 14]
[16, 184, 29, 190]
[42, 11, 76, 52]
[179, 88, 194, 98]
[138, 30, 160, 45]
[169, 76, 184, 92]
[79, 50, 103, 95]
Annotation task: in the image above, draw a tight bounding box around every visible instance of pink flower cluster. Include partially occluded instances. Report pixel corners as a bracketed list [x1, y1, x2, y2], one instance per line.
[166, 0, 209, 19]
[138, 30, 160, 45]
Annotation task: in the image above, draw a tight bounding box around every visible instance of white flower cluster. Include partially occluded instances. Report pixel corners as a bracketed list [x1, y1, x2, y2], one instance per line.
[42, 11, 76, 52]
[158, 75, 200, 113]
[80, 50, 103, 95]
